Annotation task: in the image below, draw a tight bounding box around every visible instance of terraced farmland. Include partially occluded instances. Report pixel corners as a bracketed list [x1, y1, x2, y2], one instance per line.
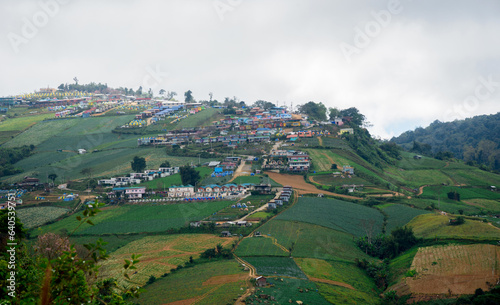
[276, 197, 384, 237]
[17, 206, 69, 229]
[380, 204, 431, 234]
[242, 256, 307, 279]
[100, 234, 237, 288]
[34, 201, 234, 236]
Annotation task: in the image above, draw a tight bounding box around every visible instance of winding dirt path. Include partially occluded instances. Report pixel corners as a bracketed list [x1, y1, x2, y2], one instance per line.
[317, 136, 323, 146]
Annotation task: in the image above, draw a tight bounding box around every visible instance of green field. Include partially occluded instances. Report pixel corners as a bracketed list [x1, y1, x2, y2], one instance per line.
[421, 186, 500, 201]
[407, 213, 500, 240]
[136, 260, 246, 305]
[0, 113, 54, 132]
[244, 220, 373, 262]
[242, 256, 307, 279]
[380, 204, 431, 234]
[397, 152, 448, 170]
[295, 258, 380, 304]
[17, 206, 69, 229]
[276, 197, 384, 237]
[235, 236, 289, 257]
[137, 167, 212, 189]
[34, 201, 234, 236]
[245, 277, 330, 305]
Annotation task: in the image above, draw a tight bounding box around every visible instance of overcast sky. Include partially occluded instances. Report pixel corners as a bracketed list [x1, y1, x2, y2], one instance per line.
[1, 0, 499, 138]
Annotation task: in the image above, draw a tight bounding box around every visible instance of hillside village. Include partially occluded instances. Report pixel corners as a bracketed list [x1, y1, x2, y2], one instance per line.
[1, 87, 500, 304]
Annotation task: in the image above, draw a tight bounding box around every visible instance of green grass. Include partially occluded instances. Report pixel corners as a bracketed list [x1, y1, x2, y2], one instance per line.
[276, 197, 384, 237]
[17, 206, 70, 229]
[387, 247, 419, 287]
[252, 220, 373, 262]
[136, 260, 246, 305]
[312, 173, 372, 187]
[295, 258, 380, 305]
[33, 201, 234, 236]
[247, 211, 272, 219]
[242, 256, 307, 279]
[421, 186, 500, 201]
[407, 213, 500, 240]
[397, 152, 448, 170]
[231, 175, 261, 185]
[70, 234, 145, 253]
[245, 278, 330, 305]
[235, 236, 289, 257]
[136, 167, 212, 189]
[383, 168, 454, 189]
[0, 113, 54, 132]
[380, 204, 431, 234]
[442, 168, 500, 186]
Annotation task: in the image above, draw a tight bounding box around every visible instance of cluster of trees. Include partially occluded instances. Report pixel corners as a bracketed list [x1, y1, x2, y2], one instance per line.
[57, 81, 109, 94]
[356, 226, 419, 259]
[200, 244, 232, 259]
[392, 113, 500, 170]
[0, 145, 35, 177]
[0, 205, 141, 304]
[179, 165, 201, 186]
[447, 190, 461, 201]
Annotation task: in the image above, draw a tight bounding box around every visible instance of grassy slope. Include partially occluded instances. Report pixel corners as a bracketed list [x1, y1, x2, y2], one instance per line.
[136, 260, 246, 305]
[407, 213, 500, 240]
[33, 201, 234, 236]
[380, 204, 431, 234]
[276, 197, 384, 237]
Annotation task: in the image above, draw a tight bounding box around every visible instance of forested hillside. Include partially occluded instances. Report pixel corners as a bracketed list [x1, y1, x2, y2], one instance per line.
[391, 112, 500, 170]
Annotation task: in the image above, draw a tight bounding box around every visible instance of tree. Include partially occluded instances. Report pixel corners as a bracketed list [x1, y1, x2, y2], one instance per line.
[48, 173, 57, 185]
[148, 88, 153, 97]
[298, 101, 327, 121]
[184, 90, 194, 102]
[80, 167, 92, 179]
[159, 89, 166, 96]
[339, 107, 366, 127]
[57, 84, 65, 91]
[328, 107, 340, 121]
[136, 86, 143, 96]
[209, 92, 213, 102]
[160, 161, 171, 168]
[131, 156, 146, 173]
[167, 91, 177, 100]
[253, 100, 275, 110]
[179, 165, 200, 186]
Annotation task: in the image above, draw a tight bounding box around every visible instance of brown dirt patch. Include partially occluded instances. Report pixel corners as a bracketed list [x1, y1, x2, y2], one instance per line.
[266, 172, 362, 200]
[202, 273, 248, 286]
[402, 244, 500, 295]
[308, 277, 355, 290]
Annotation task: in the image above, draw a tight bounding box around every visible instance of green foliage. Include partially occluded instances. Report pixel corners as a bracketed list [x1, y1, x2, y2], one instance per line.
[449, 216, 465, 226]
[447, 190, 461, 201]
[379, 142, 402, 160]
[131, 156, 146, 173]
[179, 165, 201, 186]
[381, 204, 431, 234]
[298, 101, 327, 121]
[339, 107, 366, 127]
[391, 113, 500, 170]
[0, 201, 142, 304]
[0, 145, 35, 177]
[252, 100, 275, 110]
[184, 90, 193, 102]
[17, 206, 69, 229]
[356, 226, 419, 259]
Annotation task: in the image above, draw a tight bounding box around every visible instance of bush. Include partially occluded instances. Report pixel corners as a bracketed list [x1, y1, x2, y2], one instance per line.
[147, 275, 156, 284]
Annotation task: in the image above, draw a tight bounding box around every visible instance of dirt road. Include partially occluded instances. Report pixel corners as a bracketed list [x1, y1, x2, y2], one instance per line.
[229, 160, 252, 182]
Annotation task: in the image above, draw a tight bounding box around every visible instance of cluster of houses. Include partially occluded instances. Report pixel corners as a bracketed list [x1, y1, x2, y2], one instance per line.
[267, 186, 293, 210]
[213, 110, 306, 131]
[264, 150, 310, 172]
[98, 166, 180, 187]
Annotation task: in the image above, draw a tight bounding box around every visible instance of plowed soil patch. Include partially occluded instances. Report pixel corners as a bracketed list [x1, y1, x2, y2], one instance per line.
[202, 273, 248, 286]
[403, 244, 500, 295]
[266, 172, 362, 200]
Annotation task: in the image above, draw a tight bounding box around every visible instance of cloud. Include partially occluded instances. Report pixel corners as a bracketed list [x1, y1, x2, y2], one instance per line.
[1, 0, 499, 138]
